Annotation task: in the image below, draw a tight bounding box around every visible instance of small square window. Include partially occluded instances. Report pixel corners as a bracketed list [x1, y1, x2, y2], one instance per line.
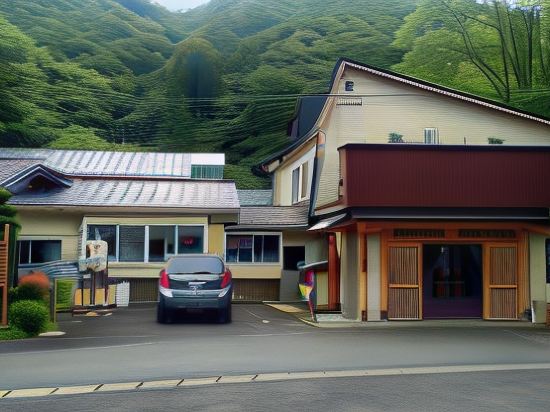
[345, 81, 354, 91]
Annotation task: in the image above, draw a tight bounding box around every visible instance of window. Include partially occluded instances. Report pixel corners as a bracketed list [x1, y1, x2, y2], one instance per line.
[546, 239, 550, 284]
[424, 127, 440, 144]
[18, 240, 61, 265]
[283, 246, 305, 270]
[87, 225, 117, 260]
[226, 234, 280, 263]
[191, 165, 224, 179]
[291, 161, 310, 204]
[85, 224, 205, 262]
[149, 226, 175, 262]
[345, 81, 354, 91]
[119, 226, 145, 262]
[178, 226, 204, 254]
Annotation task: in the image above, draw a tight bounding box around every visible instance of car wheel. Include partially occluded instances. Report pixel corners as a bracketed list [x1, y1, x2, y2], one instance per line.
[218, 304, 232, 324]
[157, 301, 172, 324]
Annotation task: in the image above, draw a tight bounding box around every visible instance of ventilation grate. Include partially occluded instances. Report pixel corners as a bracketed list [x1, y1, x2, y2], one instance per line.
[393, 229, 445, 238]
[459, 229, 516, 238]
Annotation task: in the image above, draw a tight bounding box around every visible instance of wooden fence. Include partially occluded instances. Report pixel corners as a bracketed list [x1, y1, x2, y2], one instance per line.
[0, 224, 10, 326]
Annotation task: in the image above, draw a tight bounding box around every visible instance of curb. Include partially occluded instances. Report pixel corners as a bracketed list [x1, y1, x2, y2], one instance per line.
[2, 363, 550, 399]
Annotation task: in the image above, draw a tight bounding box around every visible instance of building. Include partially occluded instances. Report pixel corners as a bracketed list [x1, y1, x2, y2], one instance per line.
[0, 149, 239, 302]
[257, 58, 550, 322]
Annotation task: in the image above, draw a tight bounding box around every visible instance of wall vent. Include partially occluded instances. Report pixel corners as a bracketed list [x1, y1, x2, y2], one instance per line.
[458, 229, 516, 238]
[394, 229, 445, 238]
[337, 97, 363, 106]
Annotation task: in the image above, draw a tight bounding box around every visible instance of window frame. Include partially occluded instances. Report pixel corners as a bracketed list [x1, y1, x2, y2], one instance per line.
[291, 161, 310, 204]
[17, 239, 62, 265]
[84, 223, 208, 263]
[224, 232, 282, 265]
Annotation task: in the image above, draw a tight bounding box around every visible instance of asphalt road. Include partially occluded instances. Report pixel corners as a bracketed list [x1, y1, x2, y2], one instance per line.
[3, 370, 550, 411]
[1, 304, 550, 390]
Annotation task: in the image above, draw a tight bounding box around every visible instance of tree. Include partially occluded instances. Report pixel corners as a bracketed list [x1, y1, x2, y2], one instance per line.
[388, 132, 404, 143]
[394, 0, 550, 103]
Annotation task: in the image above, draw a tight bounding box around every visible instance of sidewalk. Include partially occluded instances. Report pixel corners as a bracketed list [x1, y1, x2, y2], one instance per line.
[265, 302, 545, 329]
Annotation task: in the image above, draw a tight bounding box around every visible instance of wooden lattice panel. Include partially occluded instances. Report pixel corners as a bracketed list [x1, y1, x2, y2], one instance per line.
[0, 242, 7, 285]
[490, 288, 517, 319]
[389, 247, 418, 285]
[490, 247, 517, 285]
[388, 288, 420, 319]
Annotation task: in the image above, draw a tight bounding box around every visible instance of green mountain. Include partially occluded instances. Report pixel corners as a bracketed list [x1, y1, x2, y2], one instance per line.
[1, 0, 548, 188]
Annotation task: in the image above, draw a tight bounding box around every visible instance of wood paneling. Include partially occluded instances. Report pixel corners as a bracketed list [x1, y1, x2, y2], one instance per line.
[388, 244, 421, 320]
[232, 279, 280, 302]
[389, 288, 419, 319]
[1, 224, 10, 326]
[484, 243, 519, 320]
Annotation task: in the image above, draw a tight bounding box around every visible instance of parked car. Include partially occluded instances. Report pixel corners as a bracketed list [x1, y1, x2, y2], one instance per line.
[157, 254, 232, 324]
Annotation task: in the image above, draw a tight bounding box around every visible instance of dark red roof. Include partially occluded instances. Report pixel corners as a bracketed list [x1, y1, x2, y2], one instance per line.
[339, 144, 550, 208]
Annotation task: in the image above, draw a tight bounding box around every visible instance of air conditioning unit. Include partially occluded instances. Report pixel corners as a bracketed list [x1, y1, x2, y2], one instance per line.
[424, 127, 440, 144]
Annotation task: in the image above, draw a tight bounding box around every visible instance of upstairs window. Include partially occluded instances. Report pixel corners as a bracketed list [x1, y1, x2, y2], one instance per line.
[345, 81, 354, 91]
[291, 161, 310, 204]
[191, 165, 224, 179]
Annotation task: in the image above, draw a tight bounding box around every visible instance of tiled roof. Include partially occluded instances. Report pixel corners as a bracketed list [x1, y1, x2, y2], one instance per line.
[227, 203, 309, 230]
[8, 178, 239, 210]
[0, 159, 42, 184]
[237, 190, 273, 206]
[0, 149, 224, 178]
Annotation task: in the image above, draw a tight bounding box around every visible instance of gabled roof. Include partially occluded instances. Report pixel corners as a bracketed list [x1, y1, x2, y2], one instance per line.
[0, 149, 225, 178]
[1, 163, 73, 193]
[8, 177, 239, 210]
[257, 57, 550, 171]
[226, 203, 309, 231]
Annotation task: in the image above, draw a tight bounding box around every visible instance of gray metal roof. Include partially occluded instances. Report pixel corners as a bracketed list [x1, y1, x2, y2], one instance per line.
[226, 203, 309, 230]
[8, 178, 239, 210]
[237, 190, 273, 206]
[0, 159, 41, 184]
[0, 149, 224, 178]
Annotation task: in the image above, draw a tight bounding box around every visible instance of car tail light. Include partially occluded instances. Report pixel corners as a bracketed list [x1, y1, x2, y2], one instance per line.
[220, 269, 232, 288]
[159, 269, 169, 288]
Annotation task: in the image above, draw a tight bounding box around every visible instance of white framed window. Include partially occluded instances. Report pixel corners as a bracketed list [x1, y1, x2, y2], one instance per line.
[291, 161, 310, 204]
[85, 224, 206, 263]
[225, 233, 281, 264]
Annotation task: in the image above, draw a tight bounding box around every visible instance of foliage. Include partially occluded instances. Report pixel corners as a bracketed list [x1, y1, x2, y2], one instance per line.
[19, 272, 50, 293]
[388, 132, 404, 143]
[9, 283, 48, 304]
[488, 137, 505, 144]
[1, 0, 549, 188]
[0, 187, 18, 228]
[8, 300, 49, 335]
[56, 279, 76, 311]
[0, 327, 29, 341]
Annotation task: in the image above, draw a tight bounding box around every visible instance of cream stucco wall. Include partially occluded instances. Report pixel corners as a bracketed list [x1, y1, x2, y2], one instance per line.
[18, 209, 83, 261]
[367, 233, 381, 321]
[273, 143, 316, 206]
[315, 67, 550, 209]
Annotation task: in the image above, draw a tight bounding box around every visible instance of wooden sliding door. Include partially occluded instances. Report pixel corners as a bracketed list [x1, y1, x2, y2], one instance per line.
[388, 243, 422, 320]
[483, 243, 518, 320]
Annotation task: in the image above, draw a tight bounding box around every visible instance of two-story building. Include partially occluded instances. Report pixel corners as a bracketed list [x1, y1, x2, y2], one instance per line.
[258, 58, 550, 322]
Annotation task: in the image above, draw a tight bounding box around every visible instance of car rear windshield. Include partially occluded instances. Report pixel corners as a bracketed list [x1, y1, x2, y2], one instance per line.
[167, 256, 224, 274]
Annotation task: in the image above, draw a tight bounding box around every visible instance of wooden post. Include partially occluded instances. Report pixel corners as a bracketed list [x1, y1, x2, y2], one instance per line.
[1, 224, 10, 327]
[327, 233, 341, 311]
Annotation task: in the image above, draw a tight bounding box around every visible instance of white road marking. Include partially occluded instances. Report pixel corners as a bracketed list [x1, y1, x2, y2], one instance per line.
[238, 332, 314, 337]
[0, 342, 156, 356]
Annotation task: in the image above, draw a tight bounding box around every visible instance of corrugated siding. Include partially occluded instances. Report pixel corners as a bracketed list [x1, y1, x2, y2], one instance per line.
[342, 146, 550, 208]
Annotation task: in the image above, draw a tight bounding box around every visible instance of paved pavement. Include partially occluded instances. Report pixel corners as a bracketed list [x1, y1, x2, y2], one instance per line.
[3, 370, 550, 411]
[2, 304, 550, 391]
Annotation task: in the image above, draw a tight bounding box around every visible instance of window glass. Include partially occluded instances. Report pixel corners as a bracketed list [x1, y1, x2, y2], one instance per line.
[254, 236, 263, 262]
[283, 246, 305, 270]
[262, 235, 280, 263]
[226, 235, 252, 262]
[300, 162, 309, 199]
[167, 256, 224, 274]
[178, 226, 204, 254]
[191, 165, 224, 179]
[87, 225, 117, 259]
[292, 167, 299, 204]
[546, 239, 550, 283]
[18, 240, 30, 265]
[149, 226, 175, 262]
[29, 240, 61, 264]
[119, 226, 145, 262]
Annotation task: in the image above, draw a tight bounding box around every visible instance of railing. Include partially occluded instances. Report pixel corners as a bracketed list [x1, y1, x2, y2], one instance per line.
[1, 224, 10, 326]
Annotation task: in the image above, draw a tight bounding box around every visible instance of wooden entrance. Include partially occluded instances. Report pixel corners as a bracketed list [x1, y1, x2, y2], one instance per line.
[380, 225, 525, 321]
[483, 243, 518, 320]
[388, 243, 422, 320]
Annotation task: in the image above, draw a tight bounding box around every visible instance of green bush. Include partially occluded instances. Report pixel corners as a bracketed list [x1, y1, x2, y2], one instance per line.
[9, 300, 49, 335]
[56, 279, 75, 311]
[0, 327, 28, 341]
[9, 283, 48, 304]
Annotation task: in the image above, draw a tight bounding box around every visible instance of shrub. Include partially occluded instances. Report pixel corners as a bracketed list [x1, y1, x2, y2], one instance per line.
[10, 283, 48, 303]
[19, 272, 50, 291]
[9, 300, 49, 335]
[56, 279, 75, 311]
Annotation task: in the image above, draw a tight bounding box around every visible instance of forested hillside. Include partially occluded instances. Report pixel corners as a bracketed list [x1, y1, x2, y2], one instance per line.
[1, 0, 549, 188]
